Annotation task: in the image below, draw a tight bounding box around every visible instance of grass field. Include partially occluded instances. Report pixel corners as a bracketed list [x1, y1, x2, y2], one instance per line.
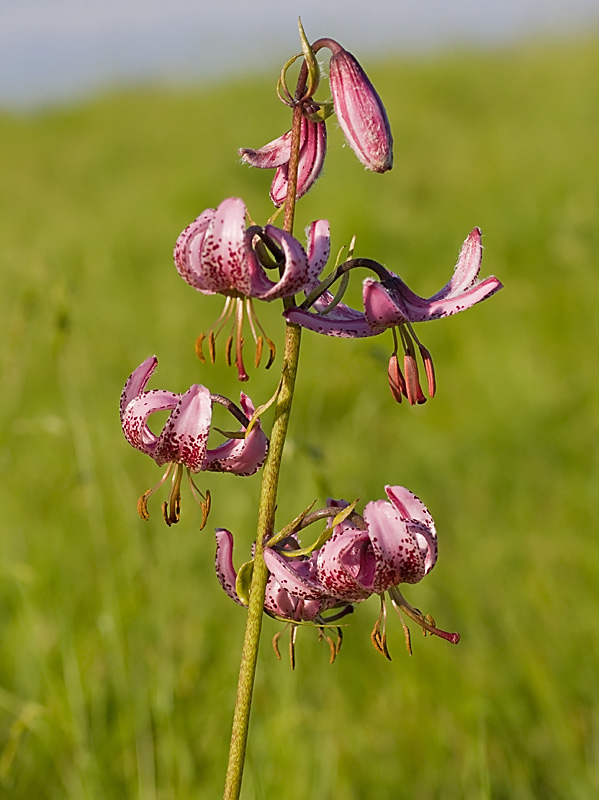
[1, 32, 599, 799]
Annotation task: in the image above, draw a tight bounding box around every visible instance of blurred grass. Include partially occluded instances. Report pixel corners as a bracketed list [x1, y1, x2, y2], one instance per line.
[1, 32, 599, 799]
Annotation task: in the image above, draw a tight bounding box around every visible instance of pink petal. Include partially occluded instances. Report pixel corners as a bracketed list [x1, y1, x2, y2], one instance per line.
[363, 278, 409, 332]
[263, 548, 326, 601]
[200, 198, 252, 295]
[270, 117, 327, 207]
[316, 524, 375, 601]
[239, 129, 292, 169]
[153, 384, 212, 470]
[120, 356, 158, 420]
[407, 276, 504, 321]
[205, 392, 268, 475]
[429, 227, 483, 301]
[364, 499, 427, 589]
[215, 529, 245, 606]
[121, 389, 180, 456]
[253, 226, 311, 300]
[284, 305, 375, 338]
[305, 219, 331, 283]
[173, 209, 215, 293]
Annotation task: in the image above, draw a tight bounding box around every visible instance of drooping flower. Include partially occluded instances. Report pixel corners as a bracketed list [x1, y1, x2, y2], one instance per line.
[327, 40, 393, 173]
[313, 487, 459, 658]
[239, 111, 327, 207]
[120, 356, 268, 525]
[174, 197, 330, 379]
[285, 227, 502, 403]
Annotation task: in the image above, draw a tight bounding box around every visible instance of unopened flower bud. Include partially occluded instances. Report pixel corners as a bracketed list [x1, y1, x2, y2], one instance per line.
[328, 43, 393, 173]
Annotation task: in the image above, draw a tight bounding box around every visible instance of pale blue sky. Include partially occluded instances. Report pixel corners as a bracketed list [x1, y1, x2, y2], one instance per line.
[1, 0, 598, 109]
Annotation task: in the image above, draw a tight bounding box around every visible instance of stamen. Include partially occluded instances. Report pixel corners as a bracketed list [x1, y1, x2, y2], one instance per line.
[289, 625, 298, 670]
[208, 331, 216, 364]
[370, 594, 392, 660]
[225, 334, 234, 367]
[235, 299, 249, 382]
[389, 586, 460, 645]
[136, 463, 175, 521]
[272, 629, 284, 661]
[255, 336, 263, 367]
[162, 463, 184, 526]
[195, 333, 207, 364]
[187, 472, 211, 531]
[388, 352, 406, 403]
[419, 344, 436, 398]
[403, 353, 426, 405]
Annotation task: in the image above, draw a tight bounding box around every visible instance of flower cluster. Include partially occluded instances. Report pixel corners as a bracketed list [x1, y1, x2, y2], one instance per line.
[216, 486, 459, 661]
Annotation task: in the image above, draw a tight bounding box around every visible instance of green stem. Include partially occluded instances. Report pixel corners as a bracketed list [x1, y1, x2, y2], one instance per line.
[222, 66, 307, 800]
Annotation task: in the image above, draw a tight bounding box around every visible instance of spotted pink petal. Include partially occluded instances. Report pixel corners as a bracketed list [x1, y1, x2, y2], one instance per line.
[215, 529, 245, 606]
[363, 278, 410, 332]
[429, 227, 484, 301]
[204, 393, 268, 475]
[305, 219, 331, 283]
[263, 548, 326, 601]
[199, 197, 253, 295]
[364, 499, 428, 589]
[152, 384, 212, 470]
[173, 209, 215, 293]
[316, 523, 375, 601]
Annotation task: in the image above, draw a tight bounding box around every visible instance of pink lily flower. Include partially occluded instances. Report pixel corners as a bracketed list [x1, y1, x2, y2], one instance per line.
[120, 356, 268, 525]
[239, 112, 327, 207]
[174, 197, 330, 379]
[285, 227, 502, 402]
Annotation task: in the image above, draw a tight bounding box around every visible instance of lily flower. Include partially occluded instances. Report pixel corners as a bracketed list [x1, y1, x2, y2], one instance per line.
[285, 227, 503, 403]
[314, 487, 459, 658]
[327, 40, 393, 173]
[174, 197, 329, 380]
[239, 111, 327, 207]
[120, 356, 268, 526]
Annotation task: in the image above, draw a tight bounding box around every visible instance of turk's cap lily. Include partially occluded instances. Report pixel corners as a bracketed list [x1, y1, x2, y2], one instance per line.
[174, 197, 327, 301]
[285, 227, 502, 337]
[239, 112, 327, 207]
[315, 486, 437, 602]
[120, 356, 268, 474]
[327, 40, 393, 174]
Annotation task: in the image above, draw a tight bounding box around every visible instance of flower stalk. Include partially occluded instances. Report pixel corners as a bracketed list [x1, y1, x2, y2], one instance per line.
[222, 55, 307, 800]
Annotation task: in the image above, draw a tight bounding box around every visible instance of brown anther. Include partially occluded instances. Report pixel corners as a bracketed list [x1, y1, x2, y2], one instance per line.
[265, 337, 276, 369]
[335, 626, 343, 656]
[255, 336, 264, 368]
[388, 353, 406, 403]
[289, 625, 298, 670]
[137, 491, 151, 521]
[400, 617, 413, 655]
[419, 344, 436, 398]
[404, 353, 426, 405]
[195, 333, 206, 364]
[208, 331, 216, 364]
[272, 631, 283, 661]
[225, 334, 234, 367]
[199, 490, 211, 531]
[325, 634, 337, 664]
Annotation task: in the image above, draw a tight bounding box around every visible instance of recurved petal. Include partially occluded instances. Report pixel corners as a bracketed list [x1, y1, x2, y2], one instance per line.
[284, 303, 375, 337]
[407, 275, 503, 321]
[121, 389, 180, 456]
[364, 498, 428, 589]
[153, 384, 212, 470]
[204, 392, 268, 475]
[120, 355, 158, 420]
[316, 524, 375, 601]
[263, 548, 326, 601]
[305, 219, 331, 282]
[385, 485, 437, 574]
[429, 227, 483, 301]
[363, 278, 410, 332]
[173, 208, 215, 293]
[215, 529, 245, 606]
[200, 197, 253, 295]
[270, 117, 326, 207]
[239, 129, 292, 169]
[253, 226, 311, 300]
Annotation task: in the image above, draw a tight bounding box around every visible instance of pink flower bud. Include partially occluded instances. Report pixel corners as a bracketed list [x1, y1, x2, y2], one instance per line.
[328, 43, 393, 173]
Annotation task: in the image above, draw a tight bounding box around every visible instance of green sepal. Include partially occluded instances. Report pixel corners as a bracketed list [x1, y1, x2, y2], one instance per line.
[305, 101, 334, 122]
[236, 559, 254, 606]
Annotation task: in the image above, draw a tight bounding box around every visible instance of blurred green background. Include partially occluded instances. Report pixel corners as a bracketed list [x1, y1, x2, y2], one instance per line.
[1, 33, 598, 799]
